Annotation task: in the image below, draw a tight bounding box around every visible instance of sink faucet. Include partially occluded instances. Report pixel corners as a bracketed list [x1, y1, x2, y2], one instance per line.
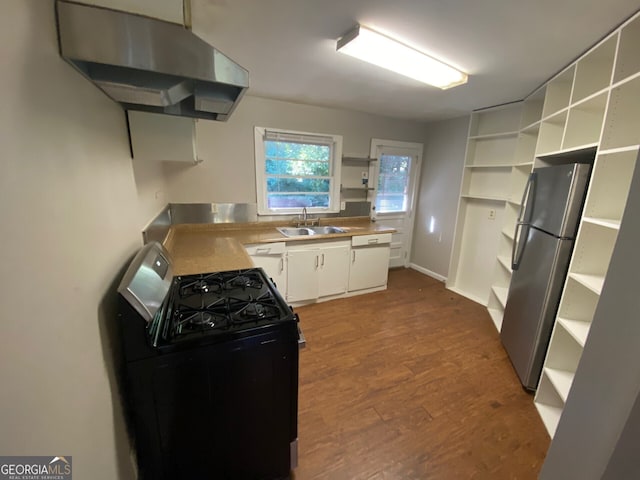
[302, 207, 308, 224]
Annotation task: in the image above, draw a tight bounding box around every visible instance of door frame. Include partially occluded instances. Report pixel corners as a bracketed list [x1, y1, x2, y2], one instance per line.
[370, 139, 423, 268]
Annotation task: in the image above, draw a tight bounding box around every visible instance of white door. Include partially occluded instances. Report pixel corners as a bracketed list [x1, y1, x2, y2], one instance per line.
[348, 245, 391, 291]
[286, 248, 319, 302]
[318, 244, 350, 297]
[370, 139, 423, 268]
[245, 243, 288, 295]
[250, 254, 287, 295]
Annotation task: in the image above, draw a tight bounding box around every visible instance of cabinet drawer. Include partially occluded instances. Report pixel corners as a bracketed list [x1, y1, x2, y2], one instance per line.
[244, 242, 286, 255]
[351, 233, 392, 247]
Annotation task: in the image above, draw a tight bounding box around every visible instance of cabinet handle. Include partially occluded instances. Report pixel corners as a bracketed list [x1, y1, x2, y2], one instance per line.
[367, 238, 379, 244]
[256, 248, 270, 254]
[315, 255, 319, 269]
[279, 257, 284, 273]
[321, 253, 325, 267]
[352, 251, 356, 263]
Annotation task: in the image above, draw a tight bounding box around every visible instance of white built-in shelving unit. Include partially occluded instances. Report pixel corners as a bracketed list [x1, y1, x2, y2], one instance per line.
[340, 156, 377, 204]
[446, 102, 523, 306]
[448, 11, 640, 438]
[448, 91, 545, 327]
[534, 13, 640, 437]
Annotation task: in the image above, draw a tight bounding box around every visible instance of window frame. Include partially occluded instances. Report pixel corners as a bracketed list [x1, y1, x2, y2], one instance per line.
[254, 126, 343, 215]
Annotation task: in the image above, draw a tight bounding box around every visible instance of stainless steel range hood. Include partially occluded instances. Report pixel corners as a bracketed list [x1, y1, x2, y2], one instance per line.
[55, 1, 249, 121]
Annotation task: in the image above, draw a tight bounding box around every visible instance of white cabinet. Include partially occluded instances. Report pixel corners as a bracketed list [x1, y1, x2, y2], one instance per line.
[286, 249, 319, 302]
[128, 111, 200, 164]
[286, 241, 350, 302]
[245, 242, 287, 296]
[348, 234, 392, 291]
[318, 244, 351, 297]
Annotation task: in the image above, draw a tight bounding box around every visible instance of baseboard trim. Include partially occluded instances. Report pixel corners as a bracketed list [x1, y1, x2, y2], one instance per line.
[409, 263, 447, 283]
[446, 285, 488, 306]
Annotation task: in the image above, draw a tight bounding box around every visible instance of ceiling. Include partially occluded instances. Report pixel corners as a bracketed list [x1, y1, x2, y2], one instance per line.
[191, 0, 640, 122]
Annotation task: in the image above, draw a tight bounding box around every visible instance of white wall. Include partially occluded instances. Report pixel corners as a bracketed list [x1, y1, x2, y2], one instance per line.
[410, 116, 469, 279]
[0, 1, 165, 478]
[164, 96, 430, 203]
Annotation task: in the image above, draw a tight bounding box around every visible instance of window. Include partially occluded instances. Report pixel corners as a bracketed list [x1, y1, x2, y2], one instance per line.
[255, 127, 342, 215]
[376, 154, 412, 213]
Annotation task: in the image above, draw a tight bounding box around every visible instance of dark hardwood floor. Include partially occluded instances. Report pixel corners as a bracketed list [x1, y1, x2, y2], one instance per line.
[292, 268, 550, 480]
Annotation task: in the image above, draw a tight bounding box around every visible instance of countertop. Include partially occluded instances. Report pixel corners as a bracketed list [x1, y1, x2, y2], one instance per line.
[163, 217, 395, 275]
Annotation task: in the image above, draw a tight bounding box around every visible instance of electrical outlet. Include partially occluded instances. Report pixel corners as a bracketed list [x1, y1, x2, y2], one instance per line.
[488, 209, 496, 220]
[340, 201, 346, 210]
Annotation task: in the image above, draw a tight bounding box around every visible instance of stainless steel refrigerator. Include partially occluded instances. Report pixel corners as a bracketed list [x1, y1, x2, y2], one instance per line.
[501, 163, 591, 390]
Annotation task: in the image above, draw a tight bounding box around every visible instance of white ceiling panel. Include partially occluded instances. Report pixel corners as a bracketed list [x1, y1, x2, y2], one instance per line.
[191, 0, 640, 121]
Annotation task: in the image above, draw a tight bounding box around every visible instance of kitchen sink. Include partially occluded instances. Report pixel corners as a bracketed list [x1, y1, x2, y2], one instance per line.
[277, 227, 316, 237]
[310, 226, 346, 234]
[277, 226, 346, 237]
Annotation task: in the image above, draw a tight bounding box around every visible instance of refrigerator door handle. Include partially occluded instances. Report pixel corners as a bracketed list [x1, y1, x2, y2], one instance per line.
[512, 223, 525, 270]
[516, 172, 536, 225]
[512, 173, 536, 270]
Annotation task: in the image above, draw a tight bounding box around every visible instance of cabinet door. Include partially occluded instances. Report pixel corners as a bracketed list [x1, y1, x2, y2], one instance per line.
[348, 246, 391, 291]
[318, 245, 350, 297]
[286, 249, 319, 302]
[250, 254, 287, 296]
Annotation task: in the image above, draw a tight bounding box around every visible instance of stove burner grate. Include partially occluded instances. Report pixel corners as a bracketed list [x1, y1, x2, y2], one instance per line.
[166, 269, 288, 342]
[223, 272, 263, 291]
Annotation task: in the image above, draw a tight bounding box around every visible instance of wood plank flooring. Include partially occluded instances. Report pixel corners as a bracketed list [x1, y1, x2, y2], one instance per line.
[292, 268, 550, 480]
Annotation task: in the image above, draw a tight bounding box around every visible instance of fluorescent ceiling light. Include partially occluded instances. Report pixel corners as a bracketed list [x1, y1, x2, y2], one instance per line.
[337, 25, 468, 90]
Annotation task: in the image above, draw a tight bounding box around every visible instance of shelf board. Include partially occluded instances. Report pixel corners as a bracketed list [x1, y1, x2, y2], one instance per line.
[540, 105, 570, 124]
[502, 228, 515, 241]
[609, 70, 640, 92]
[544, 367, 575, 403]
[513, 161, 534, 168]
[497, 255, 512, 273]
[487, 307, 503, 331]
[468, 131, 519, 140]
[342, 156, 377, 163]
[570, 86, 611, 109]
[557, 317, 591, 347]
[465, 163, 513, 169]
[583, 216, 621, 230]
[492, 286, 508, 308]
[520, 120, 542, 132]
[535, 402, 562, 437]
[460, 194, 508, 202]
[598, 144, 640, 156]
[569, 272, 605, 295]
[537, 143, 599, 158]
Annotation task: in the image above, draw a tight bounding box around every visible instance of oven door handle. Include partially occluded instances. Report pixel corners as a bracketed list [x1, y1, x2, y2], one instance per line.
[297, 325, 306, 349]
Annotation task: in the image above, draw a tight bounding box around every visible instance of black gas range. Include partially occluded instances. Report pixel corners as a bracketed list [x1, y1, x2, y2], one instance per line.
[116, 242, 301, 480]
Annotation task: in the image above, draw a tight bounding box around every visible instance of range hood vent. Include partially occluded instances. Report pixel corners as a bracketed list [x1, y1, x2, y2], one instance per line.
[55, 1, 249, 121]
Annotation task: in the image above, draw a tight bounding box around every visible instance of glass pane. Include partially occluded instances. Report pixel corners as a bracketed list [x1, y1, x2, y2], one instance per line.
[267, 177, 330, 193]
[376, 154, 410, 213]
[261, 136, 335, 212]
[267, 194, 330, 209]
[265, 159, 329, 176]
[265, 140, 330, 161]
